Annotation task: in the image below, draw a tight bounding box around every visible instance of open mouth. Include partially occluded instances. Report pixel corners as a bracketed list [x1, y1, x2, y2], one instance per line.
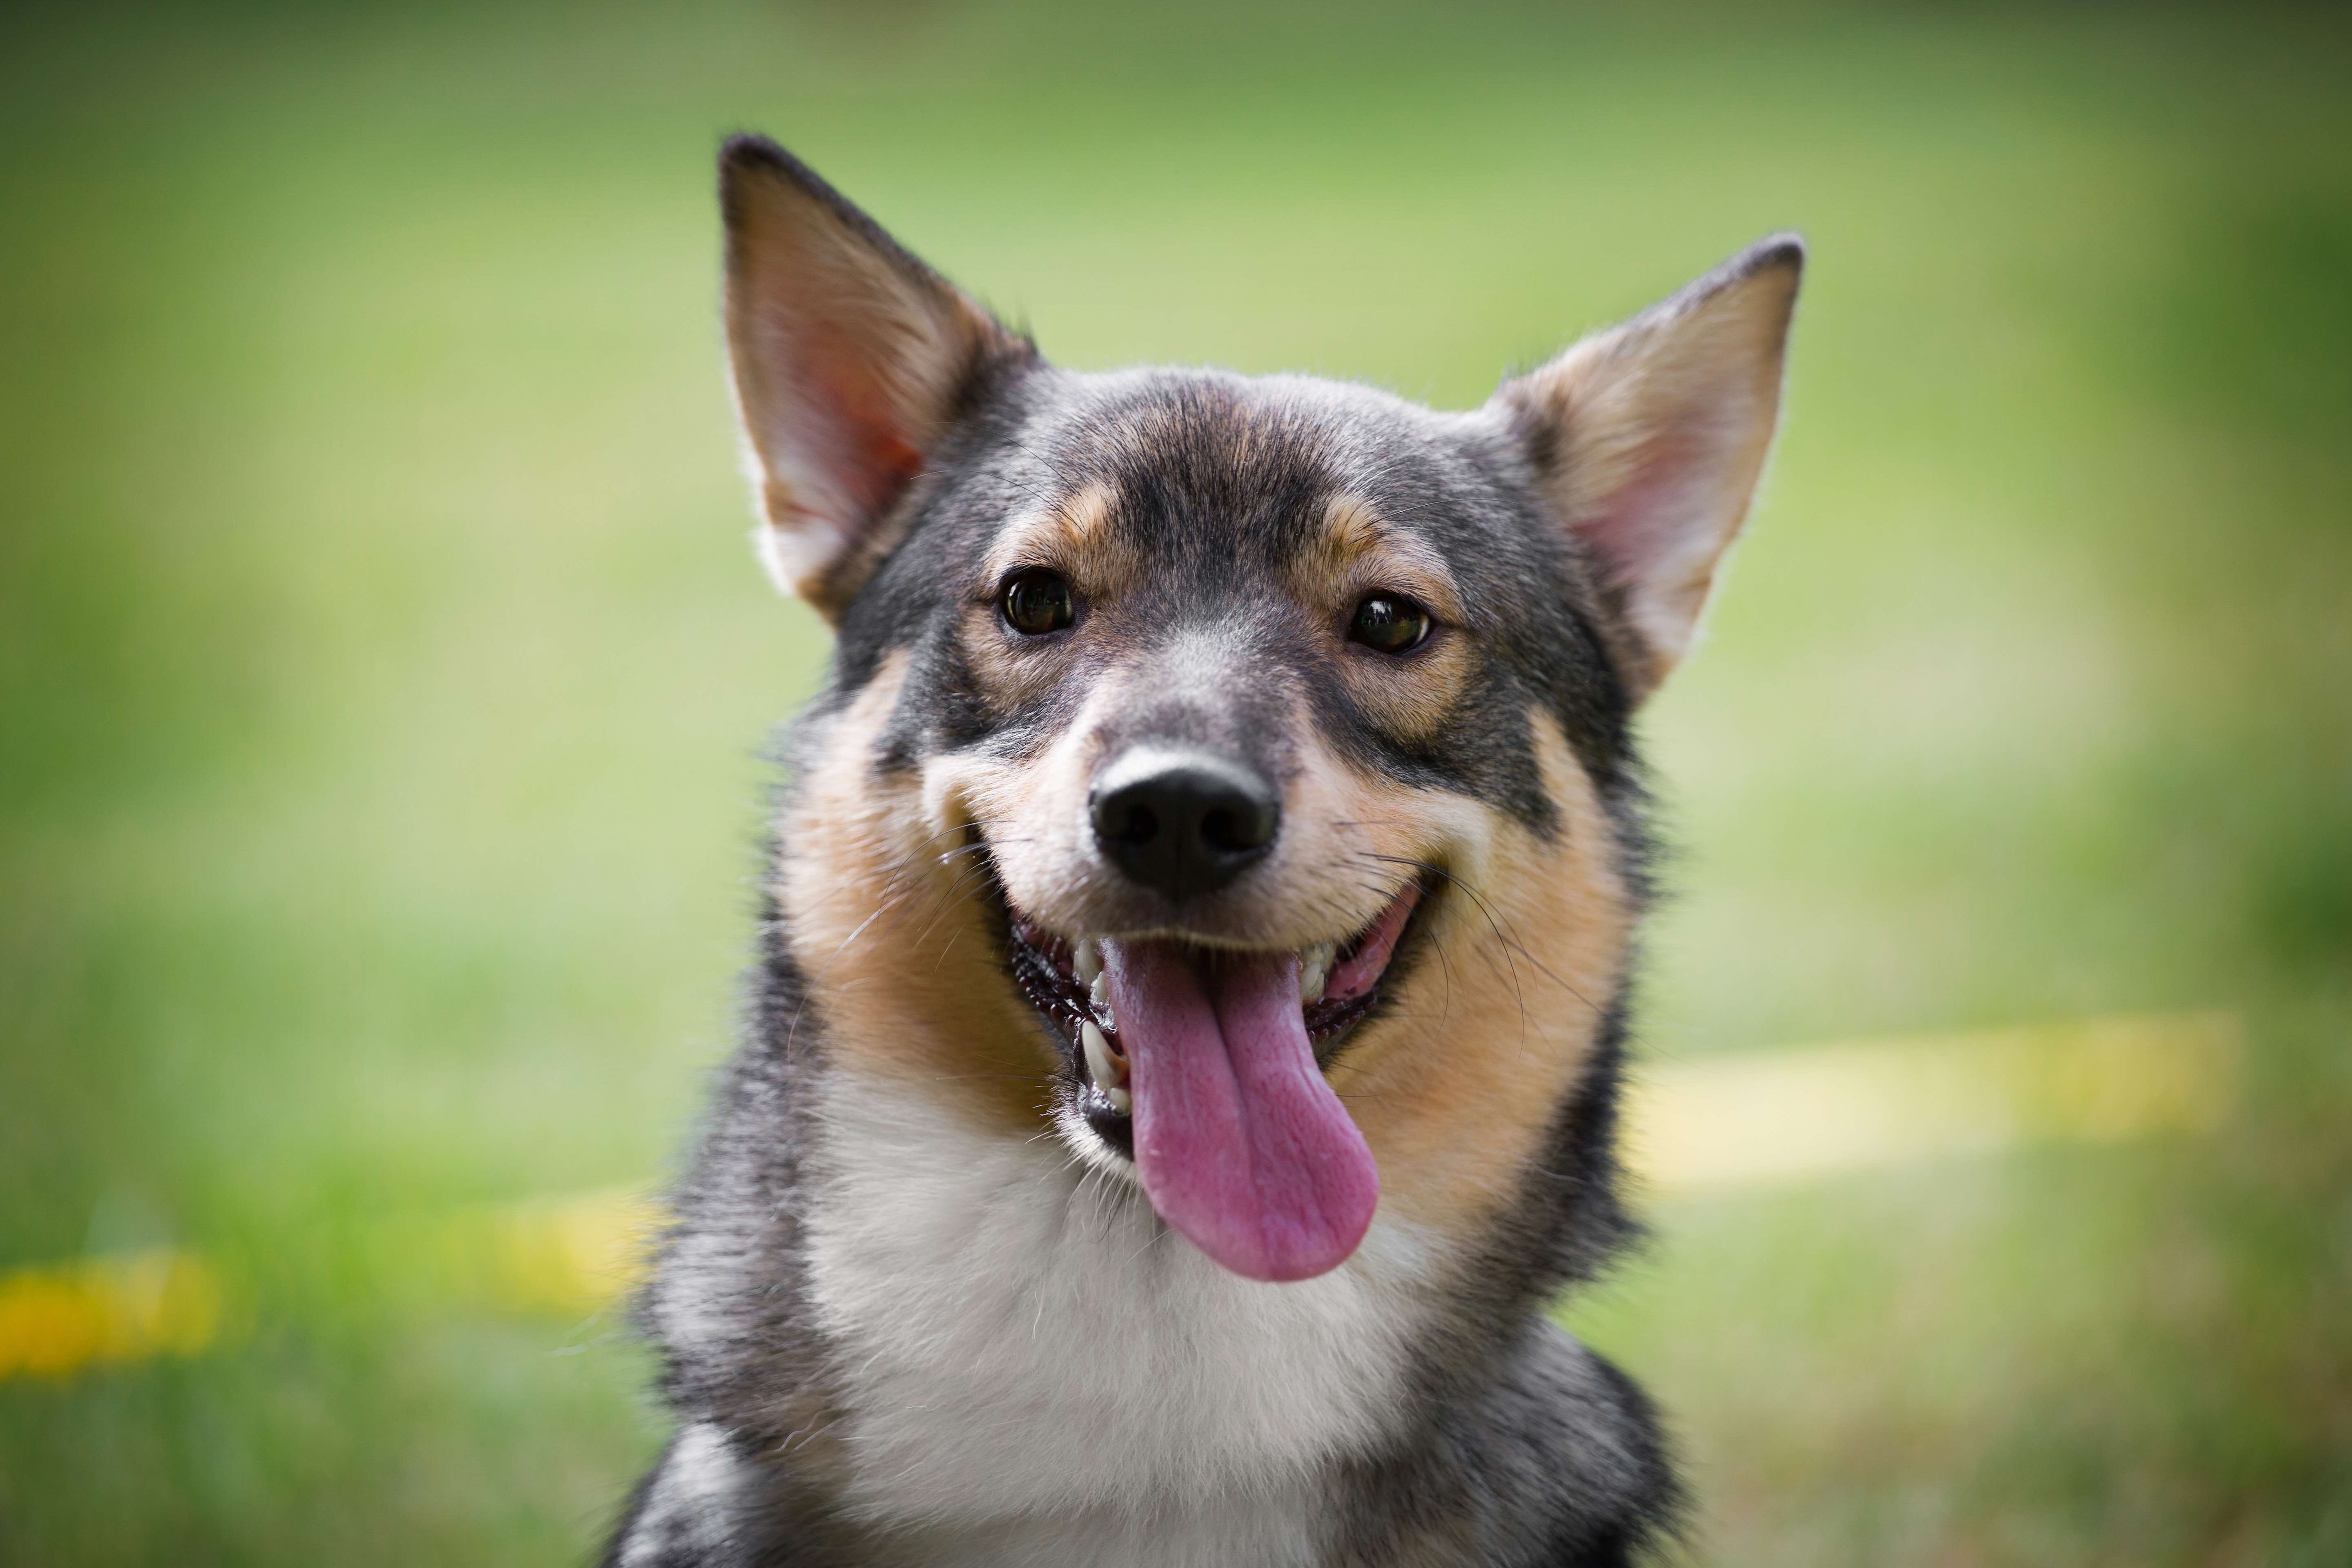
[999, 872, 1426, 1282]
[1008, 886, 1424, 1121]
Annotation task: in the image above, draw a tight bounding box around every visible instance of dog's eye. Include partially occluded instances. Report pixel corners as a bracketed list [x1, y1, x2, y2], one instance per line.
[1347, 593, 1430, 655]
[1001, 568, 1076, 636]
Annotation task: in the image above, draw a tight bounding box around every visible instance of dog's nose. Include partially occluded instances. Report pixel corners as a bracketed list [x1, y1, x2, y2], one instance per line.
[1090, 747, 1280, 900]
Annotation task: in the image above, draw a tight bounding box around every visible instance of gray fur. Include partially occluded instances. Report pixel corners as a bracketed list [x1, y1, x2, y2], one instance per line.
[604, 135, 1799, 1567]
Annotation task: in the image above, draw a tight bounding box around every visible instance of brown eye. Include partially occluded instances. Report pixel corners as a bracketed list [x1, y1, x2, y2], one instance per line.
[1347, 593, 1430, 654]
[1001, 567, 1075, 636]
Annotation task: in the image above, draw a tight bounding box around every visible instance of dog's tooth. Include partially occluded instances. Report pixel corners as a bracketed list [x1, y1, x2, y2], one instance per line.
[1073, 938, 1102, 987]
[1299, 942, 1335, 1005]
[1089, 971, 1112, 1015]
[1082, 1020, 1127, 1096]
[1105, 1082, 1132, 1115]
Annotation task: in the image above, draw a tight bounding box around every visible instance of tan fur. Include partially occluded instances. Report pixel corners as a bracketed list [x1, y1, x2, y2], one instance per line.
[1288, 494, 1476, 747]
[773, 651, 1048, 1133]
[960, 485, 1147, 717]
[616, 142, 1781, 1562]
[928, 662, 1460, 958]
[1303, 495, 1467, 625]
[908, 654, 1629, 1240]
[788, 544, 1630, 1256]
[979, 483, 1128, 587]
[1327, 717, 1631, 1236]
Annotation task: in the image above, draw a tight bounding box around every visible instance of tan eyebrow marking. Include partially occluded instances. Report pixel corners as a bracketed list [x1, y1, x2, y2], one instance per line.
[1310, 494, 1464, 623]
[961, 482, 1138, 721]
[979, 483, 1132, 591]
[1037, 481, 1117, 555]
[1324, 493, 1388, 560]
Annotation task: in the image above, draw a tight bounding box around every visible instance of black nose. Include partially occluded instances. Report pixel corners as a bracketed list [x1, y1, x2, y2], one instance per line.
[1089, 747, 1281, 900]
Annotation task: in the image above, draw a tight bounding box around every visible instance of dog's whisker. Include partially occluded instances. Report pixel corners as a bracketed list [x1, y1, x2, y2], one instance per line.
[1358, 852, 1598, 1023]
[626, 148, 1784, 1555]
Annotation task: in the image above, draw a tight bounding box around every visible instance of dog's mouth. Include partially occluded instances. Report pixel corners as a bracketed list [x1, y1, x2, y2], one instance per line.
[999, 872, 1425, 1282]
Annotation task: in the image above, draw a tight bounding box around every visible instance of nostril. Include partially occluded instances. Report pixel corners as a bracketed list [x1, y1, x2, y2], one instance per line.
[1200, 805, 1273, 855]
[1108, 802, 1158, 845]
[1202, 795, 1278, 854]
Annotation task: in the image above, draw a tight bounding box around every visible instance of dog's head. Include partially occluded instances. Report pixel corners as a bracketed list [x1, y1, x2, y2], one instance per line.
[724, 138, 1797, 1283]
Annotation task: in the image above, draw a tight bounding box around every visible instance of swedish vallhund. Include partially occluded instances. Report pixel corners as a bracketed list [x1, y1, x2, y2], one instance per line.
[607, 135, 1800, 1568]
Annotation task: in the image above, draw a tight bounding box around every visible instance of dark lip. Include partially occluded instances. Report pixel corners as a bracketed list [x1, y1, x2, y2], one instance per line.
[967, 829, 1434, 1159]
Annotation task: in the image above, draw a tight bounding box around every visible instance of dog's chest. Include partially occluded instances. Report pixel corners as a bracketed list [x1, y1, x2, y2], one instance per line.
[803, 1071, 1438, 1553]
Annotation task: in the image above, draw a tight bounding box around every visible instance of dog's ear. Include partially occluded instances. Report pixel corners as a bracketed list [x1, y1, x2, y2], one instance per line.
[1494, 235, 1801, 704]
[721, 136, 1033, 621]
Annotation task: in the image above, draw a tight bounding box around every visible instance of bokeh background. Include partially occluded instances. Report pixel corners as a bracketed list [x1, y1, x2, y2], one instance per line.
[4, 2, 2348, 1562]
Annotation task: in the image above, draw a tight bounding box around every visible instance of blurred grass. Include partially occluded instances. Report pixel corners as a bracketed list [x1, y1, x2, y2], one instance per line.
[2, 1, 2348, 1562]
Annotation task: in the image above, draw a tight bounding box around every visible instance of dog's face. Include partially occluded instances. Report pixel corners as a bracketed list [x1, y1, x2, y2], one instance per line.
[723, 139, 1797, 1283]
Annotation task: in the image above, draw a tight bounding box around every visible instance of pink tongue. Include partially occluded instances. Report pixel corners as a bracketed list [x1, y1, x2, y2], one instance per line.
[1099, 939, 1379, 1282]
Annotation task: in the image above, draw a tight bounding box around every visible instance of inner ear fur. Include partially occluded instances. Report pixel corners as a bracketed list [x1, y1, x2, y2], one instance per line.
[721, 135, 1033, 622]
[1495, 235, 1802, 705]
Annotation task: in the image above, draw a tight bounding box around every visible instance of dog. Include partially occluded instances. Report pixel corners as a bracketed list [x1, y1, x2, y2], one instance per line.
[604, 135, 1800, 1568]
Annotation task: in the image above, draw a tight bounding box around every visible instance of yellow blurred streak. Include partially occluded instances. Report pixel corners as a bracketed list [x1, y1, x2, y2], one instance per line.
[0, 1249, 225, 1380]
[1622, 1011, 2241, 1198]
[437, 1188, 666, 1317]
[0, 1012, 2238, 1378]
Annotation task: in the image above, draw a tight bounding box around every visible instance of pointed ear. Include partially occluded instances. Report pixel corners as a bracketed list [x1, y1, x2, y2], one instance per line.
[720, 136, 1033, 622]
[1494, 235, 1802, 704]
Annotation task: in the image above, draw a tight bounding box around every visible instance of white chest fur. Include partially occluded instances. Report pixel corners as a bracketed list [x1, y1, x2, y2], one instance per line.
[804, 1068, 1443, 1561]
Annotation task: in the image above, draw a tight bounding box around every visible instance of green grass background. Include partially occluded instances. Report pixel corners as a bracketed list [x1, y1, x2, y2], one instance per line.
[3, 1, 2348, 1561]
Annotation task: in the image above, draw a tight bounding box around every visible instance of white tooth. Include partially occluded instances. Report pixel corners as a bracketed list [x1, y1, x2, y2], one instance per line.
[1082, 1020, 1127, 1095]
[1299, 942, 1335, 1005]
[1089, 971, 1112, 1015]
[1073, 939, 1102, 987]
[1105, 1083, 1132, 1115]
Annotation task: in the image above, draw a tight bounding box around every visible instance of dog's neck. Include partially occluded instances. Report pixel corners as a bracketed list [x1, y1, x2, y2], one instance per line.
[801, 1065, 1454, 1542]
